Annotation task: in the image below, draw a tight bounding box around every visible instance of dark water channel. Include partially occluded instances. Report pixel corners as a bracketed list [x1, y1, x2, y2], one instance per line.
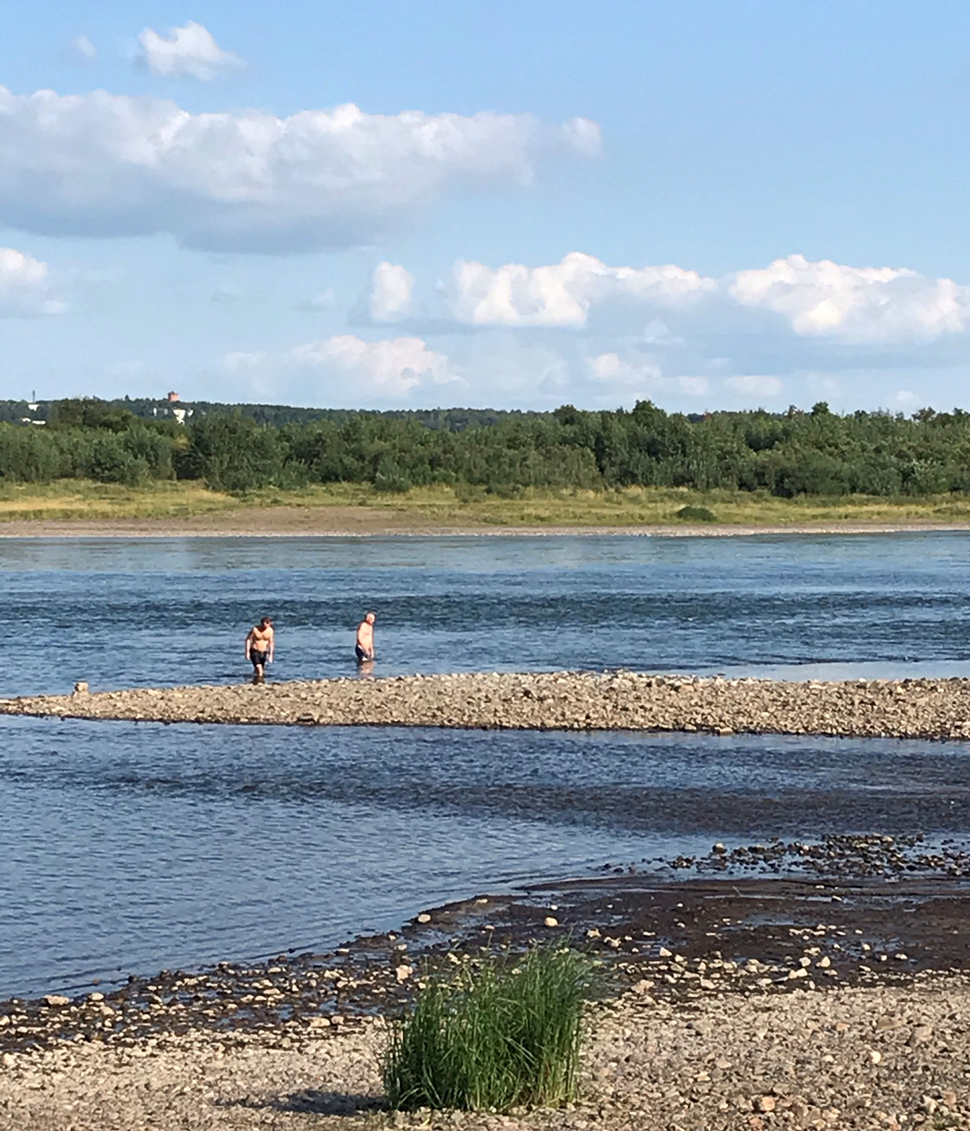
[3, 532, 970, 997]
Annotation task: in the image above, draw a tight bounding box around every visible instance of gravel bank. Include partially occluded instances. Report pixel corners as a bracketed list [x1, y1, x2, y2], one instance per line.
[3, 516, 970, 538]
[6, 671, 970, 739]
[3, 975, 970, 1130]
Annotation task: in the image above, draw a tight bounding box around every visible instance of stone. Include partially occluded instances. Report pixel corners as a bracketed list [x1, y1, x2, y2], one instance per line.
[42, 995, 70, 1008]
[543, 916, 559, 928]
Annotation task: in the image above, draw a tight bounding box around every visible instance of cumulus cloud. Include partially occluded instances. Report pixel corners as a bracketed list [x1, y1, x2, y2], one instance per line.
[137, 22, 243, 80]
[729, 254, 970, 342]
[447, 252, 715, 328]
[725, 375, 784, 397]
[0, 87, 600, 252]
[370, 262, 415, 322]
[587, 353, 708, 397]
[291, 335, 459, 398]
[222, 335, 463, 404]
[0, 247, 64, 315]
[418, 251, 970, 348]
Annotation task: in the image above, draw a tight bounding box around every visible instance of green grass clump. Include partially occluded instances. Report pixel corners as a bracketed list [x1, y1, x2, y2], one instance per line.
[382, 947, 594, 1113]
[675, 504, 717, 522]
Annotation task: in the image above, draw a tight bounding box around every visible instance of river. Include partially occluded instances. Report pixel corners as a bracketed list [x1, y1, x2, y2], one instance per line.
[2, 531, 970, 997]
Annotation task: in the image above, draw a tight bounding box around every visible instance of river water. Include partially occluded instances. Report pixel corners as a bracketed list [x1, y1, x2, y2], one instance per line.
[2, 531, 970, 997]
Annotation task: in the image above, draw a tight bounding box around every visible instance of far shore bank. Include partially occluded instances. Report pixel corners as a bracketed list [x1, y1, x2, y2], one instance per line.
[3, 514, 970, 539]
[6, 670, 970, 740]
[5, 482, 970, 538]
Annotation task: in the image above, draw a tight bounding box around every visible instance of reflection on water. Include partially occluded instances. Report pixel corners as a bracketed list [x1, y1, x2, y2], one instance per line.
[1, 715, 970, 997]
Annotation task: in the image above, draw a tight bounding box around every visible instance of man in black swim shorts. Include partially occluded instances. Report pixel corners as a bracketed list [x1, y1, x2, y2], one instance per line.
[245, 617, 275, 684]
[355, 610, 376, 664]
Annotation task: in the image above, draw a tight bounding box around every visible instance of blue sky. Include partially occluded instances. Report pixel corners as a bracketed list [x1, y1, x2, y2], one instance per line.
[3, 0, 970, 411]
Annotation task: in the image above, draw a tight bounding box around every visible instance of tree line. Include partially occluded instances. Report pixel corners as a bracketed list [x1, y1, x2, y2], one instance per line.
[2, 397, 970, 498]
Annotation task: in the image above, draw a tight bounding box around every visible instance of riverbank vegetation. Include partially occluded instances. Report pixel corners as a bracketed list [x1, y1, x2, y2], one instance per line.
[5, 480, 970, 526]
[382, 947, 592, 1112]
[5, 398, 970, 525]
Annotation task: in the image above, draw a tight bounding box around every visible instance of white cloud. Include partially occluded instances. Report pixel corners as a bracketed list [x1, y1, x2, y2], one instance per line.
[401, 251, 970, 349]
[221, 333, 592, 407]
[588, 352, 662, 387]
[289, 335, 462, 400]
[447, 252, 715, 327]
[729, 254, 970, 342]
[725, 375, 784, 397]
[370, 262, 414, 322]
[0, 247, 64, 315]
[587, 353, 709, 398]
[0, 88, 599, 252]
[893, 389, 919, 405]
[138, 22, 243, 80]
[70, 35, 97, 61]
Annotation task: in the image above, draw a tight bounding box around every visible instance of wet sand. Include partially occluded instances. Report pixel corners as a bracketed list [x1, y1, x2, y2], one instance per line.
[7, 670, 970, 741]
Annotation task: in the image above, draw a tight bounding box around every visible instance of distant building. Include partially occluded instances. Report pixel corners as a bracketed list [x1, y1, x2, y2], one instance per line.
[167, 391, 180, 403]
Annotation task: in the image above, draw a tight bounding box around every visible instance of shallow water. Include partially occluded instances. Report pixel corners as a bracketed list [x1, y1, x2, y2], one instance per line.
[3, 532, 970, 696]
[2, 718, 970, 998]
[3, 532, 970, 997]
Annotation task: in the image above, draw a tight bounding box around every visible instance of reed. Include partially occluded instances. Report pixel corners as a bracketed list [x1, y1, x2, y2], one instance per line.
[381, 947, 594, 1113]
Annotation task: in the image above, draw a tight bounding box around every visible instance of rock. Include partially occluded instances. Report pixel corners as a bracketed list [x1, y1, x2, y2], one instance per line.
[543, 916, 559, 928]
[756, 1095, 777, 1113]
[416, 913, 432, 924]
[394, 965, 413, 983]
[42, 995, 70, 1008]
[72, 682, 89, 696]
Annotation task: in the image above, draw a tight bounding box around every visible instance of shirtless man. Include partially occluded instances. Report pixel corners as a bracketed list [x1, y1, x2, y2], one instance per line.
[355, 611, 376, 663]
[245, 617, 275, 684]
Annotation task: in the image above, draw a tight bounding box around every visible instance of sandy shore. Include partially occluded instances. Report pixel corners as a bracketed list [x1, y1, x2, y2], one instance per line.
[6, 670, 970, 740]
[2, 510, 970, 539]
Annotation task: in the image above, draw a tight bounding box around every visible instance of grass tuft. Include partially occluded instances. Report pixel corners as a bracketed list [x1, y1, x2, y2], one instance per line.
[382, 946, 594, 1113]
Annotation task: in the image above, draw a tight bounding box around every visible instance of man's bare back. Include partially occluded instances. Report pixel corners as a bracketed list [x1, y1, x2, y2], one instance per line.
[355, 611, 376, 662]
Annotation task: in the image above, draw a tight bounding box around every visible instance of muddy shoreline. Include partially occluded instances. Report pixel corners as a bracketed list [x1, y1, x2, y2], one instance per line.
[5, 838, 970, 1128]
[7, 670, 970, 741]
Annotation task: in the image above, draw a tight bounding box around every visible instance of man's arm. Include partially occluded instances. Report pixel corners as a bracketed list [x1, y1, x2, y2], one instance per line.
[267, 628, 275, 662]
[244, 628, 253, 658]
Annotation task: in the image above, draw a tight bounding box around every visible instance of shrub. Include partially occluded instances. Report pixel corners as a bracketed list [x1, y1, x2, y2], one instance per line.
[675, 504, 717, 522]
[382, 946, 593, 1112]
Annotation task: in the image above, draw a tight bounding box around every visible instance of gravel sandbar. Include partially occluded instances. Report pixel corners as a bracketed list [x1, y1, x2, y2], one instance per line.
[6, 670, 970, 740]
